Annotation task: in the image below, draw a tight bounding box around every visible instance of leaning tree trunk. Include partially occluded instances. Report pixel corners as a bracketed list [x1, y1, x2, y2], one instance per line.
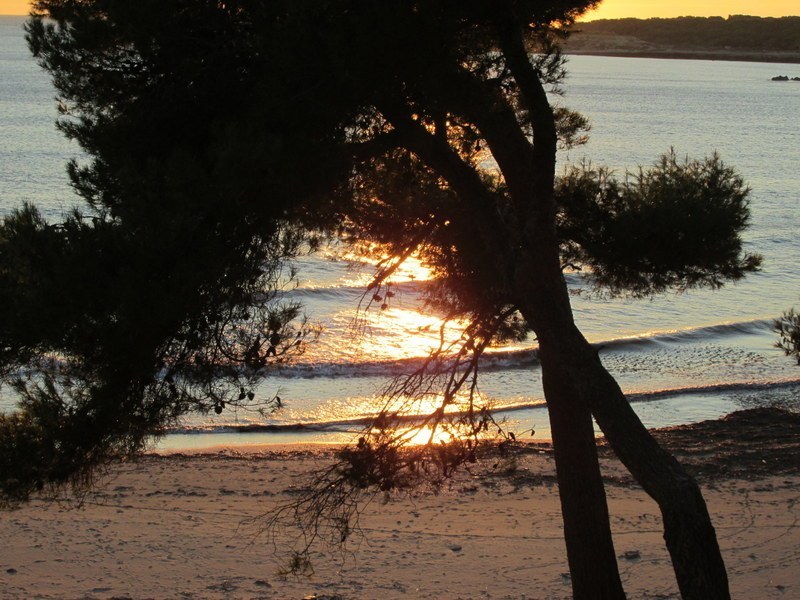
[375, 36, 727, 593]
[569, 327, 730, 600]
[538, 340, 626, 599]
[508, 234, 625, 599]
[522, 283, 731, 599]
[462, 13, 730, 597]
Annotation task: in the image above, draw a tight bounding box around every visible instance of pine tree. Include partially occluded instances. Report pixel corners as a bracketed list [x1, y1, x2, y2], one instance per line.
[2, 2, 762, 597]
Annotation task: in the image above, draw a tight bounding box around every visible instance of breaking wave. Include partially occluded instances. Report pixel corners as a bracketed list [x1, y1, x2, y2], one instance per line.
[278, 318, 774, 378]
[163, 377, 800, 437]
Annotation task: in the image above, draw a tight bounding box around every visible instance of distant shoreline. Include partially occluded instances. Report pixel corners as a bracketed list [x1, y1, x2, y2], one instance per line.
[566, 15, 800, 66]
[4, 13, 799, 66]
[566, 49, 800, 64]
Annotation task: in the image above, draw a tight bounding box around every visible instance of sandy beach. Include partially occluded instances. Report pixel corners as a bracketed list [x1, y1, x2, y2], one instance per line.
[1, 408, 798, 600]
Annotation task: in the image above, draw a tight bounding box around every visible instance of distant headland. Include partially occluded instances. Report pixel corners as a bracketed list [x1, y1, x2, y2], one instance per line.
[565, 15, 800, 64]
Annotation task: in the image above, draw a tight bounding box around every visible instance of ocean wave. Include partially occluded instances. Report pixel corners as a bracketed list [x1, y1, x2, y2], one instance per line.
[625, 378, 800, 401]
[1, 319, 775, 392]
[484, 378, 800, 413]
[164, 410, 473, 437]
[597, 318, 773, 350]
[163, 377, 800, 437]
[288, 279, 429, 301]
[280, 318, 774, 378]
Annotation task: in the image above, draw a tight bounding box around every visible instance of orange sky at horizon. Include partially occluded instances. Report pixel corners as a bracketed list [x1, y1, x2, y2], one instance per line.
[584, 0, 799, 20]
[1, 0, 799, 18]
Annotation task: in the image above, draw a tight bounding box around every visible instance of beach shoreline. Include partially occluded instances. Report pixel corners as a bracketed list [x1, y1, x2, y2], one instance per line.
[1, 407, 798, 599]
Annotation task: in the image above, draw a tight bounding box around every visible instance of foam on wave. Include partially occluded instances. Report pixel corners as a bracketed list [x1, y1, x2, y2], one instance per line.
[278, 318, 774, 378]
[163, 377, 800, 437]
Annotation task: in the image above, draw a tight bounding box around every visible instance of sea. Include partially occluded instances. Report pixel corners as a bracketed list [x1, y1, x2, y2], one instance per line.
[2, 15, 799, 449]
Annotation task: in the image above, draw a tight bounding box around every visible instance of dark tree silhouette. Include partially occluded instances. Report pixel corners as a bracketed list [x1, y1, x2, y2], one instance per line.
[0, 2, 762, 598]
[1, 0, 344, 504]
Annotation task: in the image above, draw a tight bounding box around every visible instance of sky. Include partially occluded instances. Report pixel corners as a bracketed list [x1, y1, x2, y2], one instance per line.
[2, 1, 28, 14]
[584, 0, 800, 20]
[1, 0, 799, 18]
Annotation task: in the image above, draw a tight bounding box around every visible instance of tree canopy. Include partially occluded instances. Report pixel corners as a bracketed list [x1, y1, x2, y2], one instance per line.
[776, 307, 800, 364]
[0, 1, 762, 597]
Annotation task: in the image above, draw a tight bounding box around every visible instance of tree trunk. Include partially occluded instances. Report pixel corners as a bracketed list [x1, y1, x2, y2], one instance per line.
[378, 53, 729, 596]
[533, 313, 731, 599]
[539, 340, 626, 599]
[576, 334, 730, 600]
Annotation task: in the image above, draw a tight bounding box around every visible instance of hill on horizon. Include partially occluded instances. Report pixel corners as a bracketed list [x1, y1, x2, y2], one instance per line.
[566, 15, 800, 63]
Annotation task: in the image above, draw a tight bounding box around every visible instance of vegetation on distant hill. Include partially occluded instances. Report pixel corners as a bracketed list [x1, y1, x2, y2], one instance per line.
[571, 15, 800, 54]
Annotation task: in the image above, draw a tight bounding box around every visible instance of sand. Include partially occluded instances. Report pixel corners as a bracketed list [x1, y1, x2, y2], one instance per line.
[1, 408, 798, 599]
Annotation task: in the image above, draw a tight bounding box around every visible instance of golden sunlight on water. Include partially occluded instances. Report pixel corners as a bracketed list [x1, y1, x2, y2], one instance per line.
[383, 254, 434, 283]
[305, 391, 482, 423]
[403, 424, 460, 446]
[307, 247, 478, 363]
[292, 245, 533, 434]
[355, 307, 469, 361]
[332, 251, 436, 288]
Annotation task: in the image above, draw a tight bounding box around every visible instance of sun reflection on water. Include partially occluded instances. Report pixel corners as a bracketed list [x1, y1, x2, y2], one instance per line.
[303, 249, 475, 363]
[402, 424, 461, 446]
[354, 306, 469, 362]
[327, 248, 437, 290]
[291, 246, 509, 434]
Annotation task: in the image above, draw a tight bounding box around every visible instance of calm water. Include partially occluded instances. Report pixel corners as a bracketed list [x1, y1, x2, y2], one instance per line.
[1, 17, 799, 448]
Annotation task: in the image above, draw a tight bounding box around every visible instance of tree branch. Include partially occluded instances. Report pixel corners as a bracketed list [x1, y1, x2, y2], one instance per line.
[378, 100, 517, 292]
[436, 66, 538, 215]
[494, 14, 559, 215]
[344, 130, 403, 164]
